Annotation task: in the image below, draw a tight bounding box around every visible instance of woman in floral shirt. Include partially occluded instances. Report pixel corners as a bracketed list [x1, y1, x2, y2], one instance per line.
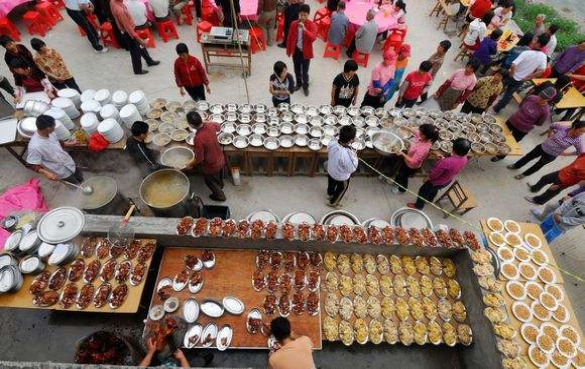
[460, 68, 505, 114]
[30, 38, 81, 93]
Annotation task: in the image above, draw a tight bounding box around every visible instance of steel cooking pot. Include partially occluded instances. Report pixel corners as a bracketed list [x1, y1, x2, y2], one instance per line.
[139, 169, 191, 217]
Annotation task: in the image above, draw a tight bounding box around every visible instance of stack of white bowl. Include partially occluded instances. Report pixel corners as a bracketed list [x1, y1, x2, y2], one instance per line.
[129, 90, 150, 116]
[112, 90, 128, 109]
[100, 104, 120, 123]
[80, 89, 96, 103]
[44, 107, 76, 130]
[98, 118, 124, 143]
[54, 120, 72, 141]
[81, 100, 102, 115]
[120, 104, 142, 129]
[51, 97, 80, 119]
[80, 113, 100, 135]
[94, 89, 111, 105]
[57, 89, 81, 108]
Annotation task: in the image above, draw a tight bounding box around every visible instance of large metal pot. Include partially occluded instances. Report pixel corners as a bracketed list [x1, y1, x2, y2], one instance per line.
[139, 169, 191, 217]
[78, 176, 127, 215]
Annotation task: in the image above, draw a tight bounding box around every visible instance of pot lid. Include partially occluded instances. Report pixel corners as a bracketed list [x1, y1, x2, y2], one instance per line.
[37, 207, 85, 244]
[78, 177, 118, 210]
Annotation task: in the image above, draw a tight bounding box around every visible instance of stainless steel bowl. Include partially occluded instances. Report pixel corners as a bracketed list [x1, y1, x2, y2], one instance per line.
[248, 134, 264, 147]
[295, 123, 309, 135]
[239, 113, 252, 124]
[263, 137, 280, 150]
[221, 121, 237, 134]
[252, 123, 267, 135]
[280, 122, 294, 135]
[236, 124, 252, 136]
[217, 132, 234, 145]
[160, 147, 194, 169]
[371, 131, 404, 156]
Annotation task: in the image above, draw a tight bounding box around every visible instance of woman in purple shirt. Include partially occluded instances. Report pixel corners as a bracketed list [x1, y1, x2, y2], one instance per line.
[473, 29, 503, 73]
[508, 120, 585, 179]
[408, 138, 471, 210]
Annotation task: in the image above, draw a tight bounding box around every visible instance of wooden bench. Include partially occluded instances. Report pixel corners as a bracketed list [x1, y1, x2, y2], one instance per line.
[435, 180, 477, 218]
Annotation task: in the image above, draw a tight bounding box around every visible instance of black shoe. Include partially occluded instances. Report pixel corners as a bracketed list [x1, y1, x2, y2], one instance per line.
[295, 85, 302, 91]
[135, 70, 149, 75]
[277, 43, 286, 48]
[490, 157, 503, 162]
[147, 60, 161, 66]
[209, 194, 226, 202]
[303, 86, 309, 96]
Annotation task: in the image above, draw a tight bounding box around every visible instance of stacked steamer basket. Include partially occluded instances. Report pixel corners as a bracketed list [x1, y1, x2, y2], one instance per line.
[45, 107, 76, 130]
[98, 118, 125, 143]
[129, 90, 150, 116]
[57, 88, 81, 108]
[51, 97, 80, 119]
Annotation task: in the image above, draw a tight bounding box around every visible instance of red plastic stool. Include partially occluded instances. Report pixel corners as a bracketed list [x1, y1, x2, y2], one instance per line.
[136, 28, 156, 48]
[78, 13, 98, 36]
[49, 0, 65, 9]
[249, 27, 266, 53]
[276, 13, 284, 42]
[177, 3, 194, 25]
[323, 42, 341, 60]
[36, 1, 63, 27]
[313, 7, 330, 23]
[197, 20, 212, 42]
[0, 17, 21, 41]
[318, 16, 330, 41]
[155, 20, 179, 42]
[99, 22, 119, 48]
[352, 50, 369, 67]
[23, 11, 51, 36]
[342, 30, 354, 48]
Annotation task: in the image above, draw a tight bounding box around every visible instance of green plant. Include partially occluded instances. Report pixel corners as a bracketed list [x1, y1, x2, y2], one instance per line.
[512, 0, 585, 51]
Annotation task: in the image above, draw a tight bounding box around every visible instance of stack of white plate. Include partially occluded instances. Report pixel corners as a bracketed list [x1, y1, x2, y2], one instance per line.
[48, 243, 79, 265]
[80, 113, 100, 135]
[80, 100, 102, 115]
[0, 265, 23, 294]
[112, 90, 128, 109]
[51, 97, 80, 119]
[98, 118, 124, 143]
[120, 104, 142, 129]
[94, 89, 111, 105]
[44, 107, 75, 130]
[80, 89, 96, 103]
[129, 90, 150, 116]
[100, 104, 120, 122]
[57, 88, 81, 108]
[54, 120, 72, 141]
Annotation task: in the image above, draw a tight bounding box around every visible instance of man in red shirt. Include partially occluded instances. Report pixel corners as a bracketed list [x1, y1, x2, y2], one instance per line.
[174, 43, 211, 101]
[187, 111, 226, 202]
[526, 154, 585, 205]
[469, 0, 492, 19]
[286, 4, 317, 96]
[396, 61, 433, 108]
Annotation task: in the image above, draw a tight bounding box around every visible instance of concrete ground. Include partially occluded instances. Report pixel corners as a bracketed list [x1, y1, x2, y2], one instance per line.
[0, 0, 583, 367]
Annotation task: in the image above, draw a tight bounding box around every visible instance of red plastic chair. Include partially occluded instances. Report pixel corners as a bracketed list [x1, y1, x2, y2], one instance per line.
[317, 16, 330, 41]
[201, 3, 219, 26]
[196, 21, 212, 42]
[156, 20, 179, 42]
[23, 11, 52, 36]
[352, 50, 369, 67]
[249, 27, 266, 53]
[78, 13, 99, 36]
[100, 22, 119, 48]
[35, 1, 63, 26]
[136, 28, 156, 48]
[323, 42, 341, 60]
[383, 30, 404, 53]
[313, 7, 330, 24]
[0, 17, 21, 41]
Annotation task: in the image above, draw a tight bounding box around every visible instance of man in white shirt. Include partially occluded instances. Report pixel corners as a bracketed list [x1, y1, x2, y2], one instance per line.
[545, 24, 559, 58]
[326, 125, 358, 207]
[126, 0, 149, 28]
[149, 0, 170, 21]
[493, 34, 549, 113]
[463, 11, 493, 48]
[26, 115, 83, 183]
[64, 0, 108, 52]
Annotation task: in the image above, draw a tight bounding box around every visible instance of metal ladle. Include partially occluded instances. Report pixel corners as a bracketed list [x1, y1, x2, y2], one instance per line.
[59, 180, 94, 195]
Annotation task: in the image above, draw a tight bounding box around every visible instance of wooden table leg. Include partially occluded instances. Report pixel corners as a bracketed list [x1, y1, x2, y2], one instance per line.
[5, 146, 28, 167]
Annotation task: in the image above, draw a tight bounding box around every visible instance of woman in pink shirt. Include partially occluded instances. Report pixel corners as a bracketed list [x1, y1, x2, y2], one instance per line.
[434, 58, 480, 111]
[361, 49, 397, 109]
[392, 123, 440, 194]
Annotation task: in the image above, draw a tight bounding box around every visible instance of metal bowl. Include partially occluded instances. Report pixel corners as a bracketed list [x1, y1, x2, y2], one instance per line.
[467, 133, 481, 143]
[439, 129, 454, 141]
[218, 132, 234, 145]
[295, 123, 309, 135]
[391, 207, 433, 229]
[252, 123, 267, 135]
[338, 116, 352, 126]
[225, 112, 238, 122]
[479, 132, 492, 143]
[402, 108, 416, 118]
[489, 124, 503, 134]
[323, 115, 337, 125]
[351, 140, 365, 150]
[306, 106, 319, 117]
[267, 126, 280, 137]
[170, 128, 189, 142]
[158, 122, 175, 135]
[353, 116, 365, 127]
[309, 126, 324, 138]
[308, 138, 322, 151]
[160, 146, 194, 169]
[309, 116, 323, 126]
[280, 122, 294, 135]
[366, 126, 380, 137]
[140, 169, 190, 210]
[281, 111, 294, 122]
[440, 141, 453, 153]
[485, 142, 499, 155]
[471, 142, 486, 154]
[277, 102, 290, 112]
[393, 117, 408, 127]
[249, 134, 264, 147]
[321, 210, 360, 226]
[376, 108, 390, 118]
[239, 113, 252, 124]
[254, 103, 267, 113]
[161, 111, 177, 123]
[365, 116, 379, 127]
[347, 106, 360, 117]
[323, 125, 338, 137]
[209, 114, 224, 124]
[295, 135, 309, 147]
[267, 108, 279, 118]
[483, 114, 497, 124]
[263, 137, 280, 150]
[333, 105, 347, 116]
[492, 132, 506, 143]
[236, 124, 252, 136]
[429, 110, 443, 119]
[254, 113, 267, 123]
[319, 105, 333, 115]
[268, 117, 280, 126]
[225, 103, 238, 113]
[280, 135, 294, 148]
[233, 135, 249, 149]
[294, 113, 308, 124]
[195, 100, 209, 111]
[415, 107, 428, 117]
[209, 104, 224, 114]
[291, 103, 304, 114]
[361, 106, 375, 116]
[498, 143, 512, 155]
[371, 131, 404, 156]
[321, 135, 333, 146]
[147, 108, 163, 119]
[152, 133, 172, 147]
[221, 121, 237, 134]
[151, 98, 167, 109]
[239, 104, 253, 114]
[355, 127, 366, 141]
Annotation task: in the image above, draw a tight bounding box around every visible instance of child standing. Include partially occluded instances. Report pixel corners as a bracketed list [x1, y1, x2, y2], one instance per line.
[269, 61, 295, 107]
[385, 43, 410, 103]
[396, 61, 433, 108]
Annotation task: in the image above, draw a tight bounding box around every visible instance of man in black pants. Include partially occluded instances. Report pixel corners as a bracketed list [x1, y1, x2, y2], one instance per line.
[110, 0, 160, 75]
[278, 0, 301, 48]
[326, 125, 358, 208]
[65, 0, 108, 53]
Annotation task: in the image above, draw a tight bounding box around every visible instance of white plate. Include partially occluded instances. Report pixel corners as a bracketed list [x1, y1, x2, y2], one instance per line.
[519, 262, 538, 281]
[559, 324, 581, 346]
[500, 262, 519, 280]
[528, 344, 551, 368]
[201, 299, 225, 318]
[201, 323, 218, 348]
[538, 266, 557, 284]
[531, 249, 549, 266]
[189, 277, 203, 294]
[216, 325, 233, 351]
[164, 297, 179, 313]
[512, 301, 533, 322]
[486, 217, 504, 232]
[497, 246, 515, 262]
[539, 291, 558, 311]
[223, 296, 245, 315]
[531, 300, 552, 321]
[514, 248, 531, 262]
[148, 305, 165, 321]
[524, 233, 542, 249]
[183, 298, 200, 323]
[544, 284, 564, 302]
[183, 324, 202, 348]
[504, 219, 521, 234]
[520, 323, 539, 344]
[505, 280, 526, 300]
[488, 232, 506, 247]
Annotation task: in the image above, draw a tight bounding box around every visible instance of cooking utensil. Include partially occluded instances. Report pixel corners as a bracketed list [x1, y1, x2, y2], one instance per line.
[107, 205, 135, 248]
[59, 180, 94, 195]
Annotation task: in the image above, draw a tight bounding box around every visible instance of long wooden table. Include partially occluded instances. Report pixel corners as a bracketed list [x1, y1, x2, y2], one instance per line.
[513, 78, 585, 112]
[147, 248, 322, 349]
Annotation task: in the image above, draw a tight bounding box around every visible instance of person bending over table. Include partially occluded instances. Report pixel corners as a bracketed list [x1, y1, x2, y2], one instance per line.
[346, 9, 378, 58]
[268, 317, 315, 369]
[408, 138, 471, 210]
[186, 111, 227, 202]
[532, 189, 585, 243]
[174, 43, 210, 101]
[461, 68, 505, 114]
[525, 153, 585, 205]
[527, 75, 570, 108]
[326, 126, 358, 208]
[30, 38, 82, 93]
[331, 60, 360, 107]
[508, 120, 584, 180]
[327, 2, 349, 48]
[434, 58, 479, 111]
[362, 49, 396, 109]
[418, 40, 451, 104]
[10, 59, 57, 103]
[270, 61, 295, 107]
[396, 61, 433, 108]
[550, 41, 585, 78]
[26, 115, 83, 184]
[126, 121, 165, 177]
[286, 4, 317, 96]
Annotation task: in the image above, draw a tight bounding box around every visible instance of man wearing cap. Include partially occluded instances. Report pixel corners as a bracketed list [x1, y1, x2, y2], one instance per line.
[492, 87, 556, 162]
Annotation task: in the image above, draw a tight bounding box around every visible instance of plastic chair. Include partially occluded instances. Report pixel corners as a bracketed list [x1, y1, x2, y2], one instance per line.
[0, 17, 21, 41]
[249, 27, 266, 53]
[22, 11, 52, 36]
[136, 28, 156, 48]
[197, 21, 212, 42]
[352, 50, 369, 67]
[313, 7, 330, 24]
[100, 22, 120, 48]
[35, 1, 63, 26]
[155, 20, 179, 42]
[78, 13, 99, 36]
[382, 30, 404, 53]
[317, 16, 330, 41]
[323, 42, 341, 60]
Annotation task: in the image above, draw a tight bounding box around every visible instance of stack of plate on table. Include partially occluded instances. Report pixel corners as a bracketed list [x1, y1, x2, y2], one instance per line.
[0, 265, 23, 294]
[48, 243, 79, 265]
[129, 90, 150, 116]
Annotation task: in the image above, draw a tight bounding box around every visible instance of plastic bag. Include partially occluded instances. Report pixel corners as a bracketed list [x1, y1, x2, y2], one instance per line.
[88, 132, 110, 152]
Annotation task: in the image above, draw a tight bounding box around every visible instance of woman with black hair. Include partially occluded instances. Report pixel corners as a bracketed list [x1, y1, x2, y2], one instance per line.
[434, 58, 480, 111]
[461, 68, 506, 114]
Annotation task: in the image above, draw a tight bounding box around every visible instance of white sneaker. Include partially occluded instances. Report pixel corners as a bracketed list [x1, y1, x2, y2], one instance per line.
[96, 47, 109, 54]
